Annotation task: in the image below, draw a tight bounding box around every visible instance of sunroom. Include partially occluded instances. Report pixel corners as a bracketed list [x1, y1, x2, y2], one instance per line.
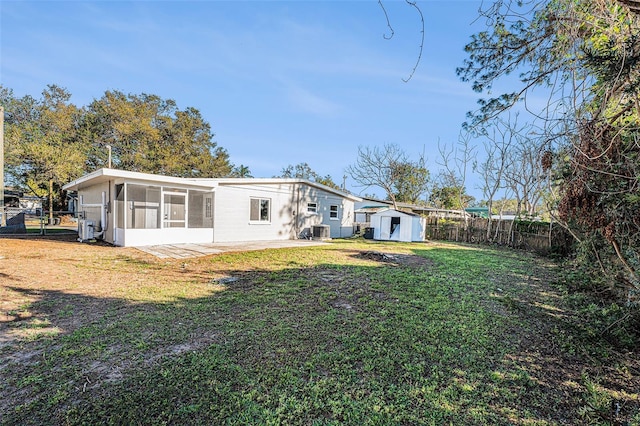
[63, 168, 217, 247]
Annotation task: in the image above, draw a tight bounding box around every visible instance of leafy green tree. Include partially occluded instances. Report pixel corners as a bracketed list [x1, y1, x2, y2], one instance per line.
[429, 184, 474, 210]
[278, 162, 340, 190]
[347, 144, 430, 209]
[83, 91, 233, 177]
[1, 85, 238, 215]
[459, 0, 640, 300]
[231, 164, 253, 178]
[2, 85, 86, 219]
[390, 156, 430, 204]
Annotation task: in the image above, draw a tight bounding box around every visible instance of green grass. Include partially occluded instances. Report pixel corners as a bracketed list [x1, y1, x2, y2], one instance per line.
[1, 240, 637, 425]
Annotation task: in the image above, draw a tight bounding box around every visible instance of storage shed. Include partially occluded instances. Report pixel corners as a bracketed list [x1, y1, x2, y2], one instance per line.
[370, 208, 426, 242]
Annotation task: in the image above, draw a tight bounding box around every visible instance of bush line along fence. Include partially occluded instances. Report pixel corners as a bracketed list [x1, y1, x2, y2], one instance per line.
[425, 217, 574, 256]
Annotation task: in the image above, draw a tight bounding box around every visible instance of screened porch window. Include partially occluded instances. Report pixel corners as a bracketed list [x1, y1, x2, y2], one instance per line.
[126, 184, 161, 229]
[115, 184, 124, 229]
[188, 191, 213, 228]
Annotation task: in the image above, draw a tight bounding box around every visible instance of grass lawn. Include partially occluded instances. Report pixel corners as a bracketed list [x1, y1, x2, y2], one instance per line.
[1, 238, 638, 425]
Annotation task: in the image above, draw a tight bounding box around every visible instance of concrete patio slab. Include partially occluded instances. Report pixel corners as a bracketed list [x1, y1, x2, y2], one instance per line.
[137, 239, 329, 259]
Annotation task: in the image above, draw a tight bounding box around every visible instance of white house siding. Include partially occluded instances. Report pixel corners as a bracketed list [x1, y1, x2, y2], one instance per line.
[77, 181, 114, 244]
[65, 169, 360, 247]
[212, 182, 357, 243]
[296, 187, 354, 239]
[212, 182, 296, 243]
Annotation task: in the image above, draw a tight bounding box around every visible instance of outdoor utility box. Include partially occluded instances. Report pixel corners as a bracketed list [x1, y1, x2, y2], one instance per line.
[312, 225, 330, 240]
[78, 219, 95, 241]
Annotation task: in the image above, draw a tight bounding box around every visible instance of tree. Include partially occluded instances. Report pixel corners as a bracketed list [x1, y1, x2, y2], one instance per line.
[1, 85, 238, 215]
[475, 117, 514, 240]
[459, 0, 640, 300]
[346, 144, 429, 209]
[2, 85, 86, 219]
[231, 164, 253, 178]
[435, 134, 475, 225]
[83, 90, 233, 177]
[429, 183, 474, 210]
[390, 155, 430, 204]
[278, 162, 340, 190]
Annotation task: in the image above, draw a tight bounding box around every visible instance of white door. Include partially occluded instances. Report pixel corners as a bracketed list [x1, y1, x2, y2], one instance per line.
[380, 216, 391, 239]
[163, 193, 186, 228]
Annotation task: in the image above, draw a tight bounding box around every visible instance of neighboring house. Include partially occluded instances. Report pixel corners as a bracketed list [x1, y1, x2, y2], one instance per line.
[465, 207, 490, 219]
[62, 168, 361, 247]
[354, 204, 390, 223]
[4, 189, 43, 214]
[370, 208, 426, 242]
[355, 197, 468, 222]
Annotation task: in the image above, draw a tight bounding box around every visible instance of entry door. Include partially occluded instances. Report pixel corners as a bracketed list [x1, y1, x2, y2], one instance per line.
[380, 217, 391, 239]
[163, 193, 186, 228]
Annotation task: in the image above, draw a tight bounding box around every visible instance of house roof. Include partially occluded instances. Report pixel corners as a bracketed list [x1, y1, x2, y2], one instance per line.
[357, 197, 468, 216]
[63, 168, 361, 201]
[62, 168, 216, 191]
[207, 177, 361, 201]
[371, 207, 423, 218]
[465, 207, 490, 218]
[354, 205, 390, 214]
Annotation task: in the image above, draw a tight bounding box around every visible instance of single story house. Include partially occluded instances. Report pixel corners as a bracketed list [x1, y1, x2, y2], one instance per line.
[62, 168, 361, 247]
[370, 208, 426, 242]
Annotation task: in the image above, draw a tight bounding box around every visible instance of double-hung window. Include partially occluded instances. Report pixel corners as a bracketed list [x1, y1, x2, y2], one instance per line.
[250, 198, 271, 222]
[330, 205, 339, 219]
[307, 203, 318, 214]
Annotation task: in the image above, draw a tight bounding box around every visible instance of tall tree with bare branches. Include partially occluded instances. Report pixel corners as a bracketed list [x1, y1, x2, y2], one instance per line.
[459, 0, 640, 301]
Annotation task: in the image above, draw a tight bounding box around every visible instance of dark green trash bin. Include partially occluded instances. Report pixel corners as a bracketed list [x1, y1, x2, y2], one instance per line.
[363, 227, 374, 239]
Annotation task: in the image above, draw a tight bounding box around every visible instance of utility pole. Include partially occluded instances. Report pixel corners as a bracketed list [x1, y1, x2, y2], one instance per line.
[0, 106, 4, 228]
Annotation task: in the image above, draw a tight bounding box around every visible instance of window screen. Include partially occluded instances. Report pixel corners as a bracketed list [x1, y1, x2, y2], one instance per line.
[188, 191, 214, 228]
[126, 184, 161, 229]
[115, 184, 124, 229]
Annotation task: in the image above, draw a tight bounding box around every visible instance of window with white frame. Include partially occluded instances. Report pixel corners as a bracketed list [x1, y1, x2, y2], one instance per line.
[250, 198, 271, 222]
[330, 205, 339, 219]
[307, 202, 318, 213]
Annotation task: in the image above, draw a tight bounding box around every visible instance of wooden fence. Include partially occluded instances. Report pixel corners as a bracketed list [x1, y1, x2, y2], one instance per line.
[424, 217, 574, 255]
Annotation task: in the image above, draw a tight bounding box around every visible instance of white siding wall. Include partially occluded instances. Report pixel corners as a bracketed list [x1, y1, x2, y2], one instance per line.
[213, 182, 356, 243]
[297, 188, 354, 238]
[213, 183, 298, 243]
[79, 178, 357, 246]
[78, 182, 113, 244]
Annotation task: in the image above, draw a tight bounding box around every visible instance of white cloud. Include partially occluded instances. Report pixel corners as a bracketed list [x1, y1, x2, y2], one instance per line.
[286, 85, 345, 117]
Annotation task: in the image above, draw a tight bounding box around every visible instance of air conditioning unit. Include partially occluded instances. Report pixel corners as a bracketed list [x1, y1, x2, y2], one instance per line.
[312, 225, 330, 240]
[78, 219, 95, 241]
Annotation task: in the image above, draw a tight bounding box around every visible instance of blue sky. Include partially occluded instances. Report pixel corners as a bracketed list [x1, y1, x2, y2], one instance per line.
[1, 0, 495, 199]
